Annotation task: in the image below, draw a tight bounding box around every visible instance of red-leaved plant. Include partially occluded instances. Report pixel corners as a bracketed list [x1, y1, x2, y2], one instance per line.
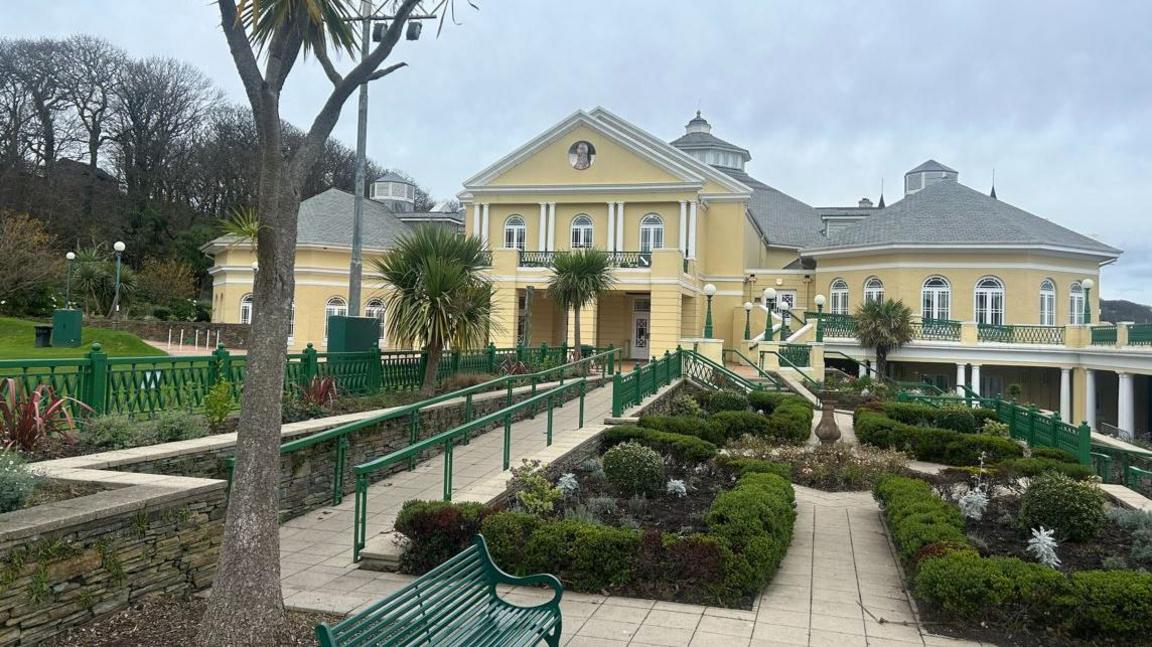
[0, 378, 90, 453]
[298, 376, 339, 408]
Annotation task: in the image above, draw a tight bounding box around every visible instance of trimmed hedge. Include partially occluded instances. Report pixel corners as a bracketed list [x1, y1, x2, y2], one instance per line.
[881, 402, 997, 434]
[876, 474, 1152, 640]
[765, 398, 813, 444]
[700, 390, 748, 414]
[856, 409, 1022, 465]
[994, 456, 1094, 480]
[475, 471, 796, 606]
[707, 410, 769, 441]
[393, 500, 487, 573]
[600, 425, 718, 464]
[717, 455, 792, 479]
[639, 415, 726, 446]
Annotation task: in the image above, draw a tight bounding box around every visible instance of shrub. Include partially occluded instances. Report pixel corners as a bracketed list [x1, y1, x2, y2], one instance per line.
[708, 410, 769, 442]
[480, 511, 541, 573]
[717, 456, 791, 479]
[706, 472, 796, 601]
[770, 443, 909, 491]
[0, 379, 85, 452]
[1107, 508, 1152, 568]
[668, 394, 704, 418]
[0, 451, 40, 513]
[394, 500, 486, 573]
[1019, 472, 1106, 542]
[933, 406, 976, 434]
[298, 376, 338, 408]
[639, 415, 725, 446]
[80, 414, 138, 449]
[203, 380, 233, 432]
[971, 407, 999, 428]
[602, 442, 665, 496]
[521, 519, 640, 590]
[856, 409, 1023, 466]
[873, 475, 969, 562]
[764, 399, 813, 444]
[981, 419, 1010, 437]
[882, 402, 938, 426]
[914, 552, 1067, 622]
[508, 459, 562, 515]
[1059, 570, 1152, 639]
[151, 411, 208, 443]
[438, 372, 498, 393]
[995, 457, 1094, 480]
[748, 390, 787, 414]
[1030, 446, 1079, 463]
[700, 390, 748, 414]
[601, 426, 717, 464]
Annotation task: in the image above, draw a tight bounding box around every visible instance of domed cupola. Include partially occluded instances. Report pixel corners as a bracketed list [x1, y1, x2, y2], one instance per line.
[904, 160, 958, 196]
[670, 111, 751, 172]
[370, 171, 416, 211]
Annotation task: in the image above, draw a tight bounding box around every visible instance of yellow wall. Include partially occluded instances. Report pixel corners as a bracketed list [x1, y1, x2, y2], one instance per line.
[489, 124, 681, 186]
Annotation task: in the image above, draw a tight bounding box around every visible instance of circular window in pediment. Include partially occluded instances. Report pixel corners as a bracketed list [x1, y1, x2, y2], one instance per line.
[568, 141, 596, 170]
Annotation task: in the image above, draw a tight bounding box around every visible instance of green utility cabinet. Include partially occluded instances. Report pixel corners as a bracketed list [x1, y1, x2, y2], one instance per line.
[326, 315, 381, 352]
[51, 309, 83, 348]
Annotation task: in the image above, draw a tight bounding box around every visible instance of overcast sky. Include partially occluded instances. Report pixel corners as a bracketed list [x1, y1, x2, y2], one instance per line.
[9, 1, 1151, 302]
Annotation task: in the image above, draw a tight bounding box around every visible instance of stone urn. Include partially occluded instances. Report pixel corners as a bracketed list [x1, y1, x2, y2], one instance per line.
[815, 402, 841, 445]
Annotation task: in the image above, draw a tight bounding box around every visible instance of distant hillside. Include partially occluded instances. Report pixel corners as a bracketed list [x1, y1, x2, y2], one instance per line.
[1101, 299, 1152, 324]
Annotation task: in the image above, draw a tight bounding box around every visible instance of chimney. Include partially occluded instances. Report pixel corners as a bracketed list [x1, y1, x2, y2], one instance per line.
[858, 198, 873, 208]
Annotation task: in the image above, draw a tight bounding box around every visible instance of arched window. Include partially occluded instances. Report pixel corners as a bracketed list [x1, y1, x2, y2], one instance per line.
[974, 276, 1005, 325]
[1069, 281, 1085, 324]
[922, 276, 951, 320]
[639, 214, 664, 252]
[239, 294, 254, 325]
[570, 214, 593, 249]
[503, 215, 526, 250]
[365, 298, 386, 346]
[830, 279, 849, 315]
[864, 277, 885, 304]
[1039, 279, 1056, 326]
[324, 296, 347, 340]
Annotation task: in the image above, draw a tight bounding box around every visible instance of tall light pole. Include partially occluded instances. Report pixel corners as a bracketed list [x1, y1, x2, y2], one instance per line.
[702, 284, 717, 338]
[743, 301, 753, 340]
[65, 252, 76, 309]
[763, 287, 776, 341]
[347, 0, 372, 318]
[110, 241, 125, 318]
[1082, 278, 1095, 324]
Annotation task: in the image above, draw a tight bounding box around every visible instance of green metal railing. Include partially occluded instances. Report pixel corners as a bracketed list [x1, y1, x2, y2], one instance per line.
[1129, 324, 1152, 346]
[721, 349, 786, 391]
[681, 349, 764, 395]
[1090, 326, 1118, 346]
[758, 349, 823, 393]
[977, 323, 1065, 345]
[778, 344, 811, 368]
[806, 312, 856, 339]
[267, 348, 620, 510]
[611, 350, 683, 416]
[518, 250, 653, 268]
[352, 376, 593, 560]
[822, 350, 945, 395]
[911, 318, 962, 341]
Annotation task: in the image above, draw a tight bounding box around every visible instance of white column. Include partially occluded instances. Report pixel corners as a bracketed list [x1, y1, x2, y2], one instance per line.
[1085, 369, 1097, 429]
[1118, 372, 1135, 433]
[616, 202, 625, 251]
[1060, 367, 1071, 421]
[688, 201, 698, 258]
[472, 203, 481, 238]
[678, 200, 687, 254]
[546, 202, 556, 252]
[538, 203, 547, 250]
[858, 362, 867, 379]
[480, 203, 490, 246]
[970, 364, 982, 396]
[606, 202, 616, 252]
[955, 363, 967, 396]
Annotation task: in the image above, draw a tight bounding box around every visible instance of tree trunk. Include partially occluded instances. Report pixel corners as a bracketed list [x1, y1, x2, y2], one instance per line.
[875, 346, 888, 380]
[421, 343, 443, 395]
[572, 306, 582, 360]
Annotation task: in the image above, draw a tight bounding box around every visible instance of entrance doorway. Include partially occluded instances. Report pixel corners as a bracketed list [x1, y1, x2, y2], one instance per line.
[631, 297, 651, 360]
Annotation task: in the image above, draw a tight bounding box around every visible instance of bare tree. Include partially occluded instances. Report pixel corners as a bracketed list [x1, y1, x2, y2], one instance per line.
[197, 2, 470, 645]
[7, 39, 73, 170]
[61, 35, 126, 172]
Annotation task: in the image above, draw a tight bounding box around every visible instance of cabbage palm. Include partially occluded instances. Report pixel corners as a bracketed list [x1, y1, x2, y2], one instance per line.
[548, 249, 616, 356]
[854, 298, 914, 378]
[374, 227, 495, 394]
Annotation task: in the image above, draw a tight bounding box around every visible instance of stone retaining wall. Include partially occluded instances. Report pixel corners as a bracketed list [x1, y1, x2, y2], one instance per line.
[87, 319, 251, 349]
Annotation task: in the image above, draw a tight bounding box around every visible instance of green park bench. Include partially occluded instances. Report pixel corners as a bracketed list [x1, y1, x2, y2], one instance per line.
[314, 535, 564, 647]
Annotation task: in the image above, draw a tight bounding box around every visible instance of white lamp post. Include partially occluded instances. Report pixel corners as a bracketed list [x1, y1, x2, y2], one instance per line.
[702, 283, 717, 338]
[111, 241, 126, 318]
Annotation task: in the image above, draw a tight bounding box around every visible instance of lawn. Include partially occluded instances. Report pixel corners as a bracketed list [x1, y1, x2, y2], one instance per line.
[0, 317, 165, 360]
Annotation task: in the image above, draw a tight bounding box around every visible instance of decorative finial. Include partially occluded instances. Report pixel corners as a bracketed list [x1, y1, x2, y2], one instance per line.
[696, 110, 702, 118]
[877, 178, 886, 209]
[990, 168, 997, 199]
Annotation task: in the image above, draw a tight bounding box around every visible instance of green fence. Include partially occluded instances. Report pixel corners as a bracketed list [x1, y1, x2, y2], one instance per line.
[779, 343, 811, 368]
[721, 349, 787, 391]
[1129, 324, 1152, 347]
[977, 324, 1065, 345]
[1090, 326, 1117, 346]
[806, 312, 856, 339]
[611, 350, 683, 416]
[911, 318, 962, 341]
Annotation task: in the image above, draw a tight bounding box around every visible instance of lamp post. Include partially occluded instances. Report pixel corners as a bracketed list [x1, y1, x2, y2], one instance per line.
[743, 301, 753, 340]
[702, 283, 717, 338]
[763, 287, 777, 341]
[110, 241, 125, 318]
[814, 294, 827, 342]
[65, 252, 76, 309]
[1082, 278, 1095, 324]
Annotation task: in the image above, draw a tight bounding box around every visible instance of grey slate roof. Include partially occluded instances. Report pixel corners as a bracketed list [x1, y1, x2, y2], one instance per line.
[717, 167, 828, 249]
[806, 180, 1120, 256]
[906, 159, 956, 174]
[374, 171, 412, 183]
[294, 188, 414, 249]
[669, 131, 751, 161]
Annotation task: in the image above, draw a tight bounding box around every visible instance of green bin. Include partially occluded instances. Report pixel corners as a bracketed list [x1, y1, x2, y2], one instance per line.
[51, 309, 83, 348]
[326, 315, 381, 353]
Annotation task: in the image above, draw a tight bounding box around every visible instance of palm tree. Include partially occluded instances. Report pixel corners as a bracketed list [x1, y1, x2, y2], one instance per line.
[854, 298, 914, 378]
[218, 205, 263, 251]
[374, 227, 495, 394]
[547, 249, 616, 358]
[72, 244, 137, 316]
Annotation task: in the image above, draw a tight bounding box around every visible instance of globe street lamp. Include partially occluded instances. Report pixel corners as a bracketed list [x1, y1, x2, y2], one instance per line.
[743, 301, 753, 340]
[1082, 278, 1095, 324]
[763, 287, 777, 341]
[65, 252, 76, 309]
[702, 283, 717, 338]
[814, 294, 827, 342]
[110, 241, 126, 318]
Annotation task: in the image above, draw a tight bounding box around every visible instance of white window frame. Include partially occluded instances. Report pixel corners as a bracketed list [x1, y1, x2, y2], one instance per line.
[830, 279, 849, 315]
[570, 214, 594, 249]
[922, 276, 951, 320]
[1069, 281, 1085, 325]
[503, 215, 526, 250]
[1039, 279, 1056, 326]
[974, 276, 1005, 325]
[239, 294, 254, 325]
[639, 214, 664, 252]
[365, 298, 387, 347]
[324, 296, 348, 340]
[863, 277, 884, 304]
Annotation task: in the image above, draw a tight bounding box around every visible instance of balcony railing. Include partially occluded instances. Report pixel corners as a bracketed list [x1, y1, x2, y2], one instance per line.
[818, 313, 856, 339]
[1091, 325, 1117, 346]
[912, 318, 962, 341]
[478, 250, 492, 267]
[778, 343, 811, 368]
[1130, 324, 1152, 346]
[977, 323, 1065, 345]
[517, 250, 653, 268]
